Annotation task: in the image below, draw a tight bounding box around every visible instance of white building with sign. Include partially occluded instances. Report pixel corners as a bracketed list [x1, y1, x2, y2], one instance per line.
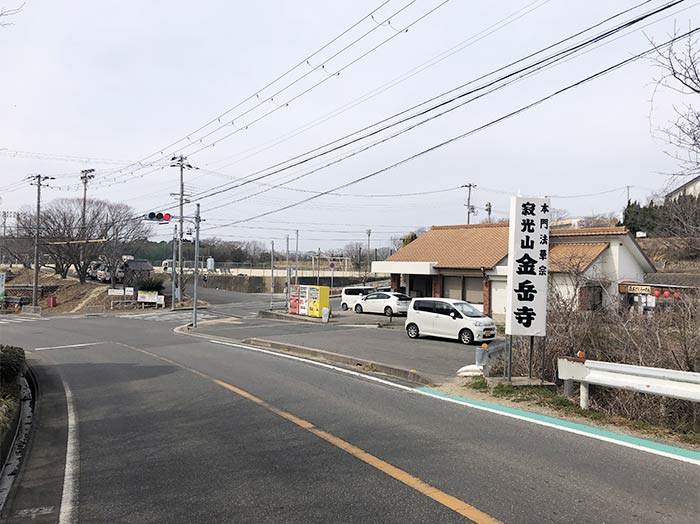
[372, 224, 655, 323]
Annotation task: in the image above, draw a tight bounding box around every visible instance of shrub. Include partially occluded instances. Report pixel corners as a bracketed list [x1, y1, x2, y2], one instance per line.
[0, 345, 26, 383]
[135, 276, 165, 293]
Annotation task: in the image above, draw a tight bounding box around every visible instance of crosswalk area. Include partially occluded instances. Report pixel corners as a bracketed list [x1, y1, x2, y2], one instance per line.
[0, 316, 48, 325]
[117, 311, 224, 323]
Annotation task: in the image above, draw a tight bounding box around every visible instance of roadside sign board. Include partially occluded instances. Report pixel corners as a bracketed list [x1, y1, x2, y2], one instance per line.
[505, 196, 551, 336]
[329, 262, 335, 270]
[107, 288, 125, 296]
[156, 294, 165, 306]
[0, 272, 5, 300]
[137, 290, 158, 303]
[125, 287, 135, 296]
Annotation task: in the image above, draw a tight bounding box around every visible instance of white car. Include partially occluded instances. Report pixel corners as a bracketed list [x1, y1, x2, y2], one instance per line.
[354, 292, 411, 316]
[340, 286, 375, 311]
[405, 297, 496, 344]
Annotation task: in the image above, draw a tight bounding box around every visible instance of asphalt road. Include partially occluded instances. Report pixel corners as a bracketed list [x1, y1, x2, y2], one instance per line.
[198, 317, 478, 384]
[1, 312, 698, 523]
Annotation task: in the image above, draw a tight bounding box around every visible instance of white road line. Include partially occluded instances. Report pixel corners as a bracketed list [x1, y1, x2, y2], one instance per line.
[58, 378, 79, 524]
[34, 342, 104, 351]
[208, 339, 700, 467]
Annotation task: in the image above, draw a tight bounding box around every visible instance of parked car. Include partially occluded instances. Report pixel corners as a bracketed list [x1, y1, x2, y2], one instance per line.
[340, 286, 375, 311]
[122, 259, 153, 284]
[405, 298, 496, 344]
[96, 264, 109, 282]
[87, 261, 101, 280]
[354, 292, 411, 316]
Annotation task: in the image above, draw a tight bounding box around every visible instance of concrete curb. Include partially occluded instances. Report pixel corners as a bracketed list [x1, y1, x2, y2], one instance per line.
[257, 310, 326, 323]
[173, 324, 432, 386]
[241, 337, 432, 386]
[257, 309, 404, 329]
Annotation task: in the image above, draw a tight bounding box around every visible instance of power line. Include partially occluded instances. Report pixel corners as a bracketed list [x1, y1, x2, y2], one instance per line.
[92, 0, 447, 187]
[201, 28, 699, 232]
[204, 0, 553, 171]
[183, 0, 682, 211]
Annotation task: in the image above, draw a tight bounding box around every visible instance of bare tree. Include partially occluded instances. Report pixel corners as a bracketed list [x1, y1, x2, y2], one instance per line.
[652, 29, 700, 180]
[0, 2, 24, 27]
[101, 203, 152, 287]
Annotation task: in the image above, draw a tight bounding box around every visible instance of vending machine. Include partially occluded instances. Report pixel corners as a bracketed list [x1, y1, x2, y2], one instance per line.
[288, 284, 300, 314]
[298, 285, 309, 316]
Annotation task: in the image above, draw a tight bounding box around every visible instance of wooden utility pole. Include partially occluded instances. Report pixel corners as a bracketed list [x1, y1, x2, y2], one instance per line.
[29, 175, 54, 306]
[170, 155, 193, 302]
[464, 183, 477, 224]
[79, 168, 95, 273]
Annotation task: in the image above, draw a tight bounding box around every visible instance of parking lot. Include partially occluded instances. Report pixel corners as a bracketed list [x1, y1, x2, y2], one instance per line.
[196, 315, 500, 384]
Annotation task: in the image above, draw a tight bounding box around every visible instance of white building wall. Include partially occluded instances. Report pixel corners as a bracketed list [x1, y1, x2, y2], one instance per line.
[490, 277, 508, 322]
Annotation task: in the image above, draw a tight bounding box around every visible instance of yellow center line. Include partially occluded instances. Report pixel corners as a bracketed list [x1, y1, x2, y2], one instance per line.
[121, 343, 503, 524]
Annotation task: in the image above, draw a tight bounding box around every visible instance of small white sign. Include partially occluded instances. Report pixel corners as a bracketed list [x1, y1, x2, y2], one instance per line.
[156, 294, 165, 305]
[125, 287, 135, 296]
[505, 196, 551, 337]
[0, 272, 5, 300]
[107, 288, 125, 296]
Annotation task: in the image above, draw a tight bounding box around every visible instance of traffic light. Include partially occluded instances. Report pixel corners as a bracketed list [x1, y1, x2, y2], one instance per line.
[146, 212, 172, 222]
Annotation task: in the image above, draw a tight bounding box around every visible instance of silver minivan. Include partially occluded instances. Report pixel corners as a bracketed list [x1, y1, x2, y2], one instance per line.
[405, 297, 496, 344]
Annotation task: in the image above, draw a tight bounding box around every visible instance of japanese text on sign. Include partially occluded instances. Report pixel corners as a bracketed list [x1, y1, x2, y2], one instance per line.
[505, 196, 551, 336]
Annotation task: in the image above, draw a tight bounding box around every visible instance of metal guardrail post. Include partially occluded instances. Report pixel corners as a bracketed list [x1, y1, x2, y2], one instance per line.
[580, 382, 590, 409]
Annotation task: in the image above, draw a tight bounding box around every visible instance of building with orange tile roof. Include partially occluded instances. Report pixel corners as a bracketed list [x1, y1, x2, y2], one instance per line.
[372, 224, 655, 321]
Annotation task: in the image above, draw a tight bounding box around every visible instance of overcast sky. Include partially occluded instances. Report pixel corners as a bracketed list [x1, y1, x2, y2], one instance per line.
[1, 0, 697, 250]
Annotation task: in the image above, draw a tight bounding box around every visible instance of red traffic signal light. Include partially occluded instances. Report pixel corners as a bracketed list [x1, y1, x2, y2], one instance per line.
[146, 212, 172, 222]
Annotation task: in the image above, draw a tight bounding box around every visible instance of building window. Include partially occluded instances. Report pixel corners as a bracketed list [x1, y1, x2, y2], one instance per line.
[465, 277, 483, 304]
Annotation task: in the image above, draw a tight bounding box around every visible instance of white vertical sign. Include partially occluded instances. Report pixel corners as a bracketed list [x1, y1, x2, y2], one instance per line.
[505, 196, 551, 336]
[0, 272, 5, 300]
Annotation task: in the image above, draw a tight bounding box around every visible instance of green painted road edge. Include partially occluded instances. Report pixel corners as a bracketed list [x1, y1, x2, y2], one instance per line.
[417, 387, 700, 464]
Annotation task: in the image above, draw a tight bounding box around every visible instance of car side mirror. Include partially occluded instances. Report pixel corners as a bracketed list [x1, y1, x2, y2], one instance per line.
[450, 311, 457, 319]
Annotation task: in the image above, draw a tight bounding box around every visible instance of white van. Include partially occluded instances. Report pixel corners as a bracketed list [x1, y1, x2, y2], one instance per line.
[405, 297, 496, 344]
[340, 286, 375, 311]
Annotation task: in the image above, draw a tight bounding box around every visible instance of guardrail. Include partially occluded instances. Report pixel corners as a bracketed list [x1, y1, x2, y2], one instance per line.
[20, 305, 41, 316]
[84, 305, 106, 317]
[457, 344, 505, 377]
[557, 357, 700, 409]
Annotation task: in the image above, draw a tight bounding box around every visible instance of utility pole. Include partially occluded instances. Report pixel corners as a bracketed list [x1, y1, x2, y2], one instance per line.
[366, 229, 372, 279]
[170, 223, 177, 311]
[626, 185, 631, 205]
[294, 229, 299, 284]
[29, 175, 54, 307]
[285, 234, 290, 306]
[358, 246, 362, 281]
[463, 183, 477, 224]
[79, 168, 95, 273]
[270, 240, 275, 310]
[316, 247, 321, 285]
[1, 211, 7, 266]
[193, 204, 201, 328]
[170, 155, 193, 302]
[485, 202, 492, 223]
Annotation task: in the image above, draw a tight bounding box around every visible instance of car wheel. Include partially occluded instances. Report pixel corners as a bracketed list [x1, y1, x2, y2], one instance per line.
[384, 306, 393, 317]
[406, 323, 419, 339]
[341, 303, 348, 311]
[354, 304, 363, 313]
[459, 328, 474, 345]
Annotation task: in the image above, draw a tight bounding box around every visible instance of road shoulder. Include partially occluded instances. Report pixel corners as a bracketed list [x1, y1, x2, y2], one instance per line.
[1, 356, 68, 524]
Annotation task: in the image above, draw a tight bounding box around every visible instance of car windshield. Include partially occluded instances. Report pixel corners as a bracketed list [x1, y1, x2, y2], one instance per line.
[453, 302, 484, 318]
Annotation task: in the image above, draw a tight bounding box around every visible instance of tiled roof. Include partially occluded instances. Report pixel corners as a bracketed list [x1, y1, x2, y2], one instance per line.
[386, 224, 620, 271]
[550, 226, 628, 237]
[386, 224, 509, 269]
[644, 273, 700, 288]
[548, 243, 608, 273]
